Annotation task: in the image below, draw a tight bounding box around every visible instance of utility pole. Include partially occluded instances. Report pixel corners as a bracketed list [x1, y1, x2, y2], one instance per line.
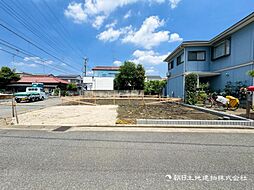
[82, 57, 88, 95]
[83, 57, 88, 77]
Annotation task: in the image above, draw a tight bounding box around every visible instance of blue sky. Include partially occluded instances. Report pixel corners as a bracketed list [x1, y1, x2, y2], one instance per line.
[0, 0, 253, 77]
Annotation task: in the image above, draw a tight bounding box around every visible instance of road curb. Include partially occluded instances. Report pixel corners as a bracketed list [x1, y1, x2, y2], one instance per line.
[1, 123, 253, 130]
[137, 119, 254, 127]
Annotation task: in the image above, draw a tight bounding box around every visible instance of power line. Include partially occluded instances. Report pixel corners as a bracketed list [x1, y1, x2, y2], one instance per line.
[0, 21, 81, 73]
[12, 0, 84, 65]
[0, 38, 75, 74]
[41, 0, 85, 58]
[0, 48, 72, 74]
[0, 0, 77, 66]
[0, 0, 66, 56]
[30, 0, 83, 59]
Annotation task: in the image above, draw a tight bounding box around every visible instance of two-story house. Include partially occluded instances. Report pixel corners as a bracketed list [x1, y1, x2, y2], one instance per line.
[164, 12, 254, 98]
[57, 75, 83, 85]
[83, 66, 120, 90]
[92, 66, 120, 77]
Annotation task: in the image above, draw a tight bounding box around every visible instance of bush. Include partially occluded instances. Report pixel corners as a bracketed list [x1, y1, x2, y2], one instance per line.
[185, 73, 198, 105]
[197, 90, 208, 103]
[144, 80, 166, 95]
[248, 70, 254, 77]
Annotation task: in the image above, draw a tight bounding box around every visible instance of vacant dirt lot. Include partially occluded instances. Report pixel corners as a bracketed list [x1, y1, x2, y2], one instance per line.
[63, 98, 219, 124]
[13, 98, 221, 126]
[17, 105, 117, 125]
[117, 103, 220, 124]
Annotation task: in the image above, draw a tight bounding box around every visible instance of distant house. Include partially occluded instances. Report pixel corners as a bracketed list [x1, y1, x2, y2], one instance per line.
[16, 72, 32, 77]
[145, 75, 162, 82]
[92, 66, 120, 77]
[57, 75, 82, 85]
[83, 66, 120, 90]
[164, 12, 254, 98]
[8, 74, 69, 93]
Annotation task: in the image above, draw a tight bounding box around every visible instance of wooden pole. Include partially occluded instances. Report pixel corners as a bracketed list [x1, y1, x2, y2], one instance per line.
[14, 103, 19, 124]
[113, 91, 116, 105]
[12, 95, 15, 117]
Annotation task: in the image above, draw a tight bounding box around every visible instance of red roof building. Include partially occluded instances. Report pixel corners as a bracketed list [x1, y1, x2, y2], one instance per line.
[17, 75, 69, 84]
[8, 74, 69, 93]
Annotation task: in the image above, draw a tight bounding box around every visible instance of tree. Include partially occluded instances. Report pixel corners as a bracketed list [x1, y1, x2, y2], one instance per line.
[248, 70, 254, 77]
[0, 66, 20, 88]
[144, 80, 167, 95]
[114, 61, 145, 90]
[67, 83, 77, 91]
[134, 64, 146, 90]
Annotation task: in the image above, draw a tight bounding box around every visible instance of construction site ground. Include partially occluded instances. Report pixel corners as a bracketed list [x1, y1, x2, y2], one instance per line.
[61, 97, 220, 124]
[0, 97, 235, 126]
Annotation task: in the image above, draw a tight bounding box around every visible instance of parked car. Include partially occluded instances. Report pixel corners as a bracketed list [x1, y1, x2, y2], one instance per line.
[14, 83, 46, 103]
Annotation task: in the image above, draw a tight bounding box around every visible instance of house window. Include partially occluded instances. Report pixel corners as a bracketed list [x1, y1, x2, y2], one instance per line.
[188, 51, 206, 61]
[212, 39, 231, 60]
[168, 60, 174, 70]
[177, 53, 184, 65]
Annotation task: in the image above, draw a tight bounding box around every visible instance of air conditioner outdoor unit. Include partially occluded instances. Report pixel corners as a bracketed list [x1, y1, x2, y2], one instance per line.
[166, 72, 171, 78]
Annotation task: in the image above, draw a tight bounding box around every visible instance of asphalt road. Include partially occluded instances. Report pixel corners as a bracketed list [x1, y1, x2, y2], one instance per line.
[0, 97, 61, 119]
[0, 129, 253, 189]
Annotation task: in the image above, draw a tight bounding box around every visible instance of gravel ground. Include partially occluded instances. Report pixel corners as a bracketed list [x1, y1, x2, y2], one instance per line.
[16, 105, 118, 125]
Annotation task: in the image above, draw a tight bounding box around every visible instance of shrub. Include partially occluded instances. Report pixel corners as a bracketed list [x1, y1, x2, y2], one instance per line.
[185, 73, 198, 105]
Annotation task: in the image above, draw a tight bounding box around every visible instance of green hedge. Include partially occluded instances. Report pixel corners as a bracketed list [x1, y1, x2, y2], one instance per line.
[185, 73, 198, 105]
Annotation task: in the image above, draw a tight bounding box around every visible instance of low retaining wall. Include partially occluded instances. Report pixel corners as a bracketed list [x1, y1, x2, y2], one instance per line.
[83, 90, 144, 97]
[181, 103, 248, 120]
[137, 119, 254, 127]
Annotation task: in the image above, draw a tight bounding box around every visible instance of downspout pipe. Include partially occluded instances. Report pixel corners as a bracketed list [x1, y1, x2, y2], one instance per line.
[183, 48, 187, 101]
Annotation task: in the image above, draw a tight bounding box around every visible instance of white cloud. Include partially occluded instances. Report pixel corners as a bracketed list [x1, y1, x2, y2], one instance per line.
[92, 15, 106, 29]
[64, 0, 182, 28]
[105, 20, 118, 28]
[113, 60, 122, 66]
[97, 28, 122, 42]
[169, 32, 183, 42]
[122, 16, 169, 49]
[13, 61, 38, 68]
[131, 49, 170, 65]
[146, 66, 156, 74]
[24, 57, 53, 65]
[97, 26, 132, 42]
[98, 16, 183, 47]
[64, 2, 87, 24]
[64, 0, 138, 27]
[124, 10, 132, 19]
[24, 56, 40, 62]
[169, 0, 181, 9]
[82, 0, 139, 16]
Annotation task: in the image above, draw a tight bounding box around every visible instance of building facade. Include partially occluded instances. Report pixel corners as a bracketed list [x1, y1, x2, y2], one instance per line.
[164, 12, 254, 98]
[92, 66, 120, 77]
[7, 74, 69, 93]
[145, 75, 162, 82]
[83, 66, 120, 90]
[57, 75, 82, 85]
